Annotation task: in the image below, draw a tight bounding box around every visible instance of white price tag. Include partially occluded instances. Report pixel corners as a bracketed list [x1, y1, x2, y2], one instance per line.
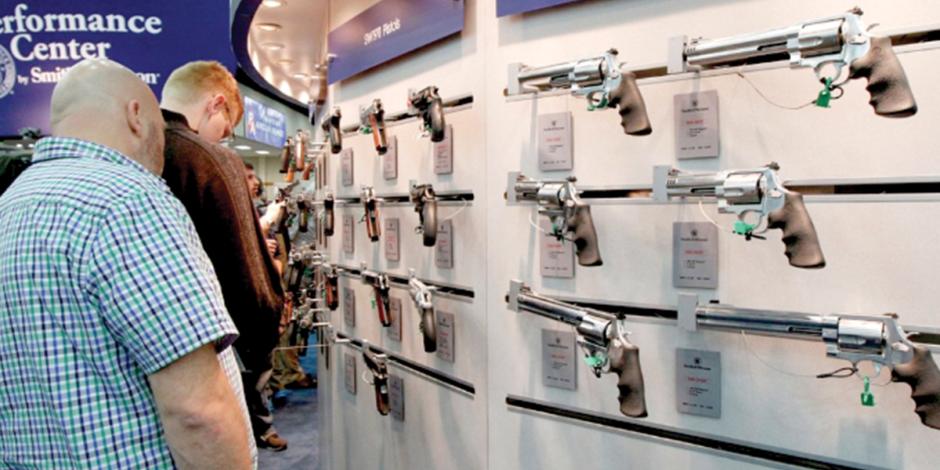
[343, 214, 355, 254]
[435, 220, 454, 269]
[384, 218, 400, 261]
[436, 311, 455, 363]
[383, 136, 398, 180]
[539, 219, 574, 278]
[538, 112, 573, 171]
[675, 90, 720, 159]
[341, 148, 355, 186]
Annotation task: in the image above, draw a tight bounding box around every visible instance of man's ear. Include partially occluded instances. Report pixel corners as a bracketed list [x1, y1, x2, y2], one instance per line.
[209, 93, 226, 114]
[126, 100, 144, 137]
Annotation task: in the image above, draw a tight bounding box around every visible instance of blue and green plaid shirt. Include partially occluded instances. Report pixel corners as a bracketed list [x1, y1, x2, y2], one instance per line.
[0, 137, 247, 468]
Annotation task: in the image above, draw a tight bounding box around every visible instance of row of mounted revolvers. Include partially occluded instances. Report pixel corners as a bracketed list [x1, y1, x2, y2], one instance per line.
[318, 8, 917, 162]
[511, 162, 825, 269]
[506, 281, 940, 430]
[284, 246, 448, 416]
[286, 245, 444, 354]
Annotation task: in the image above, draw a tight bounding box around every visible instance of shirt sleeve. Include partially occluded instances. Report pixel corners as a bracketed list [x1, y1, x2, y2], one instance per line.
[89, 190, 239, 375]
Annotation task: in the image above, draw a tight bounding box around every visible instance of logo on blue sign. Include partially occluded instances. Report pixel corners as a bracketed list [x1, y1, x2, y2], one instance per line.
[0, 44, 15, 99]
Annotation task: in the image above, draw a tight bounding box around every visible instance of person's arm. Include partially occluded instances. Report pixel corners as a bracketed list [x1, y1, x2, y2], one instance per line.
[88, 190, 251, 465]
[149, 345, 250, 470]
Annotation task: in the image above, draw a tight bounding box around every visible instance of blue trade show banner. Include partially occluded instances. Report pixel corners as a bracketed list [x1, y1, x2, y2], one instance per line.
[497, 0, 583, 17]
[327, 0, 465, 84]
[0, 1, 234, 137]
[244, 96, 287, 148]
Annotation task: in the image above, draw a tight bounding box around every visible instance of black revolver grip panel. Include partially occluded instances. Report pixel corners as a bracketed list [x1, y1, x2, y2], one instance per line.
[324, 199, 335, 237]
[606, 72, 652, 136]
[420, 307, 438, 353]
[422, 200, 438, 247]
[607, 339, 648, 418]
[325, 277, 339, 311]
[567, 204, 603, 267]
[429, 97, 446, 143]
[767, 190, 826, 269]
[324, 118, 343, 154]
[279, 144, 291, 173]
[892, 345, 940, 430]
[849, 36, 917, 117]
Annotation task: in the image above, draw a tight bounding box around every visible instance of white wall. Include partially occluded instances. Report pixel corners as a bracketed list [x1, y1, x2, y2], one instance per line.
[317, 1, 940, 469]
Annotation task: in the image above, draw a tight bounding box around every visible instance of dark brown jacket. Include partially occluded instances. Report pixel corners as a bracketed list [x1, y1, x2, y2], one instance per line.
[161, 109, 283, 368]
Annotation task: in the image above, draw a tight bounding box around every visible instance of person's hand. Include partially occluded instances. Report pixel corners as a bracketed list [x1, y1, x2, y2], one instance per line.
[259, 201, 287, 232]
[265, 239, 277, 257]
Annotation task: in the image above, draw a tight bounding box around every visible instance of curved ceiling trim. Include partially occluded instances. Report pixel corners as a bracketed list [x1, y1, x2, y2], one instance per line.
[231, 0, 309, 115]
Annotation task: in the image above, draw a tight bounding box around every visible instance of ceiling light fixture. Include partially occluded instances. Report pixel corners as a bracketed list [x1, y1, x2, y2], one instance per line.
[234, 145, 252, 150]
[256, 22, 282, 32]
[256, 150, 271, 155]
[261, 42, 285, 51]
[262, 0, 285, 8]
[292, 72, 311, 80]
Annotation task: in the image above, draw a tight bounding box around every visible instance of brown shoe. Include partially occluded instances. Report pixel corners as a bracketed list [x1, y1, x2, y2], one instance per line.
[257, 429, 288, 452]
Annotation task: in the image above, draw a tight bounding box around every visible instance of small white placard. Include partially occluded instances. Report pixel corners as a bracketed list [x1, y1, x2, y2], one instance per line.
[341, 148, 355, 186]
[383, 136, 398, 180]
[389, 375, 405, 421]
[676, 349, 721, 418]
[344, 352, 357, 395]
[673, 222, 719, 289]
[675, 90, 720, 159]
[538, 112, 573, 171]
[384, 218, 400, 261]
[343, 287, 355, 327]
[388, 296, 403, 342]
[433, 125, 454, 175]
[542, 329, 577, 390]
[539, 219, 574, 278]
[436, 311, 455, 363]
[435, 220, 453, 269]
[343, 214, 355, 254]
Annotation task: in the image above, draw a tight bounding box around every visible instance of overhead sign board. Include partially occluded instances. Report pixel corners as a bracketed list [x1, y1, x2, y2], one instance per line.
[497, 0, 583, 17]
[0, 1, 234, 137]
[244, 96, 287, 148]
[327, 0, 464, 84]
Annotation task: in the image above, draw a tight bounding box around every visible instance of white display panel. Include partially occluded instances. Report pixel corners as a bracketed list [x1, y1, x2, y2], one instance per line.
[316, 0, 940, 469]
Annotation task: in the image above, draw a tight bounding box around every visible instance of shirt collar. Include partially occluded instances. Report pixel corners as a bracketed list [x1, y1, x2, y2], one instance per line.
[31, 137, 152, 176]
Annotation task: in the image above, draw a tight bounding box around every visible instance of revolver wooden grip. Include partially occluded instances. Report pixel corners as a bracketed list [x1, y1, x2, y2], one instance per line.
[607, 338, 648, 418]
[767, 190, 826, 269]
[606, 72, 652, 136]
[849, 36, 917, 117]
[892, 345, 940, 430]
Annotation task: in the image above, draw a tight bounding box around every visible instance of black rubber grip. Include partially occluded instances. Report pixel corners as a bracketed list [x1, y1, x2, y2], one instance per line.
[428, 96, 446, 143]
[422, 200, 437, 247]
[375, 288, 392, 327]
[892, 345, 940, 430]
[365, 200, 381, 242]
[279, 143, 291, 173]
[567, 204, 602, 267]
[607, 338, 648, 418]
[420, 307, 437, 353]
[767, 190, 826, 269]
[324, 197, 335, 237]
[325, 275, 339, 311]
[849, 36, 917, 118]
[606, 72, 652, 136]
[362, 350, 390, 416]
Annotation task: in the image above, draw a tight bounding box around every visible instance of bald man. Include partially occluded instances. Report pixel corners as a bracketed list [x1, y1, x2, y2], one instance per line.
[0, 59, 253, 469]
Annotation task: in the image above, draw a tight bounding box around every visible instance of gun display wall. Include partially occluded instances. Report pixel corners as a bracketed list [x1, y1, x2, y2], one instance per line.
[307, 1, 940, 469]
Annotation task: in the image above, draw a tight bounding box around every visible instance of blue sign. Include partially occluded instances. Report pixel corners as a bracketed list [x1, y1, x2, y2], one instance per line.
[327, 0, 464, 84]
[497, 0, 583, 17]
[244, 96, 286, 148]
[0, 1, 234, 137]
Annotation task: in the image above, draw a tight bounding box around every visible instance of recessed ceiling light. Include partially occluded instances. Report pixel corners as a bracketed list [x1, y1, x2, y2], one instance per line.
[256, 150, 271, 155]
[292, 72, 311, 80]
[262, 0, 285, 7]
[261, 42, 285, 51]
[15, 143, 23, 148]
[234, 145, 252, 150]
[256, 22, 281, 32]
